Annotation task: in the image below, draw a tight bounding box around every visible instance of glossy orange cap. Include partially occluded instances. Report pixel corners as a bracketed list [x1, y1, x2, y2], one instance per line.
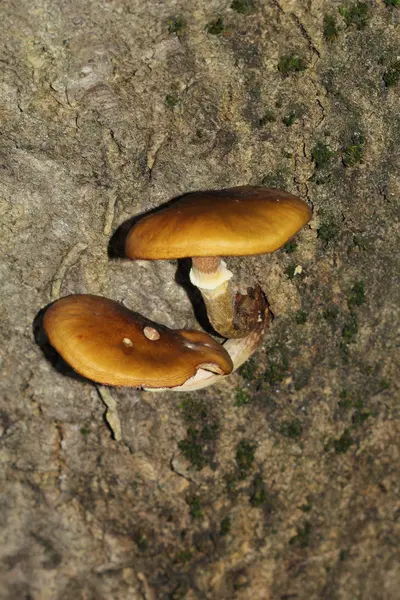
[43, 295, 233, 388]
[125, 186, 312, 259]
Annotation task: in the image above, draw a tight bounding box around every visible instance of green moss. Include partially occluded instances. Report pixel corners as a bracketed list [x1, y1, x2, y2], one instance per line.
[342, 313, 358, 344]
[167, 16, 186, 36]
[378, 379, 390, 391]
[300, 500, 313, 512]
[261, 168, 290, 188]
[278, 54, 307, 75]
[264, 362, 287, 385]
[165, 94, 179, 108]
[348, 281, 365, 308]
[226, 472, 239, 495]
[80, 427, 90, 436]
[338, 390, 353, 409]
[351, 410, 371, 426]
[186, 495, 202, 519]
[384, 0, 400, 5]
[323, 305, 339, 324]
[323, 14, 339, 41]
[340, 549, 349, 561]
[178, 423, 219, 470]
[176, 550, 192, 563]
[220, 516, 231, 536]
[236, 440, 257, 475]
[178, 437, 207, 470]
[339, 3, 369, 30]
[284, 241, 297, 254]
[294, 370, 310, 391]
[352, 234, 368, 250]
[282, 113, 296, 127]
[239, 357, 257, 381]
[333, 428, 355, 453]
[249, 474, 268, 507]
[205, 17, 225, 35]
[231, 0, 255, 14]
[289, 521, 312, 548]
[170, 582, 190, 600]
[179, 397, 207, 422]
[295, 310, 307, 325]
[342, 133, 365, 166]
[279, 419, 303, 440]
[178, 398, 219, 470]
[133, 532, 149, 552]
[235, 387, 251, 407]
[311, 142, 334, 169]
[383, 60, 400, 88]
[338, 392, 371, 426]
[285, 264, 296, 279]
[259, 110, 276, 126]
[282, 104, 306, 127]
[318, 217, 340, 244]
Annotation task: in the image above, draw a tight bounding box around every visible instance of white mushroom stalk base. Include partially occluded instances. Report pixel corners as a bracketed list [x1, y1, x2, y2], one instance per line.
[148, 307, 270, 392]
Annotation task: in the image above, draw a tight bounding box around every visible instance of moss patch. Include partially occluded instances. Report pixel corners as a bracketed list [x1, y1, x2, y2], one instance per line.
[205, 17, 225, 35]
[333, 429, 355, 453]
[295, 310, 307, 325]
[311, 142, 334, 169]
[341, 313, 358, 344]
[318, 217, 340, 244]
[220, 515, 231, 536]
[235, 387, 251, 407]
[284, 241, 297, 254]
[348, 281, 365, 308]
[264, 360, 288, 385]
[279, 419, 303, 440]
[231, 0, 255, 14]
[285, 264, 297, 279]
[339, 3, 369, 30]
[178, 398, 219, 470]
[239, 357, 257, 381]
[165, 94, 179, 109]
[383, 60, 400, 88]
[249, 474, 269, 508]
[282, 104, 306, 127]
[259, 110, 276, 126]
[186, 495, 203, 519]
[167, 16, 186, 36]
[290, 521, 312, 548]
[261, 168, 290, 189]
[323, 305, 339, 324]
[323, 14, 339, 41]
[342, 132, 365, 166]
[235, 440, 257, 476]
[278, 54, 307, 75]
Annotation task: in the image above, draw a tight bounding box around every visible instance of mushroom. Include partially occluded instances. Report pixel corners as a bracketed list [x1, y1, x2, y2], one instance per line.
[43, 294, 235, 391]
[125, 186, 311, 338]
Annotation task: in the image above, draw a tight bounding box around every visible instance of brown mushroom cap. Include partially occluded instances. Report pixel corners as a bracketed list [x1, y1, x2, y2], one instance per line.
[125, 186, 312, 260]
[43, 295, 233, 388]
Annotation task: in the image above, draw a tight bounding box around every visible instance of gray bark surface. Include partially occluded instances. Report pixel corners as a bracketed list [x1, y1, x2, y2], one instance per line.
[0, 1, 399, 598]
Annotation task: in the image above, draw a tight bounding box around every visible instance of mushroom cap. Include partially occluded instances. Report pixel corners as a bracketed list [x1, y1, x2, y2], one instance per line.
[125, 186, 312, 259]
[43, 295, 233, 388]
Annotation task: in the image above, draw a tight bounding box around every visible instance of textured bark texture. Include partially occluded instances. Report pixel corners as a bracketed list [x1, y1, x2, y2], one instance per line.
[1, 1, 399, 599]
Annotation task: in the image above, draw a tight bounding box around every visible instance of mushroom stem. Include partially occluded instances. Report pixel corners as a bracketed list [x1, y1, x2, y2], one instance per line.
[190, 257, 262, 339]
[160, 303, 271, 392]
[148, 296, 270, 393]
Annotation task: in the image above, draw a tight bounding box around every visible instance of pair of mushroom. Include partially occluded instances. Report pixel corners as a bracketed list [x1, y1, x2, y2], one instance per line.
[44, 186, 311, 391]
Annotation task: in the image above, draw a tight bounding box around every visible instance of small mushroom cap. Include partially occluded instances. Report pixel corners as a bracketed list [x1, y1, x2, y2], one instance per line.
[43, 295, 233, 388]
[125, 186, 312, 259]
